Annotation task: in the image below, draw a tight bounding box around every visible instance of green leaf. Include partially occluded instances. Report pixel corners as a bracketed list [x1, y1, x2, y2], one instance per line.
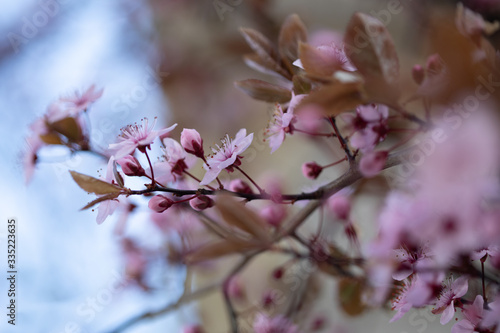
[69, 170, 123, 195]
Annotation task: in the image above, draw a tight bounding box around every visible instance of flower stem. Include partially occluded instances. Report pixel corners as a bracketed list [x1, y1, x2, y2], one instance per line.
[234, 166, 264, 194]
[144, 150, 155, 187]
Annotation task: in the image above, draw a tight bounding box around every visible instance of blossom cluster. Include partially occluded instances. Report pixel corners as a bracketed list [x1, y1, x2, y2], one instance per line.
[23, 3, 500, 333]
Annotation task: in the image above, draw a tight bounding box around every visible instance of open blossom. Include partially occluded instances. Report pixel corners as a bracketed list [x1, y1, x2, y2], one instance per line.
[265, 93, 306, 153]
[96, 157, 122, 224]
[341, 104, 389, 153]
[392, 244, 433, 281]
[162, 138, 189, 176]
[200, 129, 253, 185]
[432, 276, 469, 325]
[108, 118, 177, 159]
[253, 314, 300, 333]
[60, 85, 103, 113]
[452, 295, 484, 333]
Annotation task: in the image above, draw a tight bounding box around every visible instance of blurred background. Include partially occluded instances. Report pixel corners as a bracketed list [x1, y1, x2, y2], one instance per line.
[0, 0, 498, 332]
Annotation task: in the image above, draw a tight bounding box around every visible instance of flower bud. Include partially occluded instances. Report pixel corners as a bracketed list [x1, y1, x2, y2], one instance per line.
[327, 193, 351, 221]
[189, 195, 214, 211]
[229, 179, 254, 194]
[148, 195, 174, 213]
[183, 325, 204, 333]
[412, 64, 425, 85]
[260, 205, 286, 227]
[226, 275, 245, 301]
[181, 128, 204, 159]
[359, 150, 388, 178]
[117, 156, 145, 176]
[302, 162, 323, 179]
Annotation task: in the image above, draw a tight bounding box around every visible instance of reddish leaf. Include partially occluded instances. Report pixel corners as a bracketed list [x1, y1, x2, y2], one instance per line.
[215, 194, 271, 244]
[70, 170, 123, 195]
[39, 133, 62, 145]
[298, 42, 343, 77]
[338, 278, 366, 316]
[50, 117, 82, 142]
[344, 13, 400, 103]
[234, 79, 291, 103]
[279, 14, 308, 64]
[240, 27, 277, 63]
[185, 239, 258, 264]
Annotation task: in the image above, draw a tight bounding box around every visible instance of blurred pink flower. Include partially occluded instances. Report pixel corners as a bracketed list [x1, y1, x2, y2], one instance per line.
[60, 85, 103, 113]
[96, 156, 122, 224]
[253, 314, 300, 333]
[189, 195, 214, 211]
[109, 118, 177, 159]
[200, 129, 253, 185]
[266, 104, 296, 153]
[359, 150, 388, 178]
[302, 161, 323, 179]
[342, 104, 389, 153]
[452, 295, 484, 333]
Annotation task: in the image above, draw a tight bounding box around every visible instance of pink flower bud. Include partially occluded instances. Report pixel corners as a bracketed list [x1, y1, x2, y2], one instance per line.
[327, 193, 351, 220]
[117, 156, 145, 176]
[359, 150, 388, 178]
[229, 179, 254, 194]
[180, 128, 204, 159]
[302, 162, 323, 179]
[226, 275, 245, 301]
[260, 205, 286, 227]
[189, 195, 214, 211]
[412, 64, 425, 85]
[426, 54, 445, 75]
[148, 195, 174, 213]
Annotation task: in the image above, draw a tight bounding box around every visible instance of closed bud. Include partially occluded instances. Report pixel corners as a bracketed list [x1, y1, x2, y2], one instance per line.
[117, 156, 145, 176]
[412, 64, 425, 85]
[148, 195, 174, 213]
[327, 193, 351, 221]
[180, 128, 204, 159]
[302, 161, 323, 179]
[189, 195, 214, 211]
[229, 179, 254, 194]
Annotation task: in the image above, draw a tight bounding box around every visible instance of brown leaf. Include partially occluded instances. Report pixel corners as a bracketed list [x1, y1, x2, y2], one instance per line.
[240, 27, 277, 63]
[298, 42, 343, 77]
[215, 194, 271, 244]
[279, 14, 307, 65]
[185, 239, 258, 264]
[292, 75, 311, 95]
[69, 170, 123, 195]
[344, 13, 400, 104]
[81, 192, 121, 210]
[39, 133, 62, 145]
[243, 53, 288, 78]
[234, 79, 291, 103]
[49, 117, 82, 142]
[338, 278, 366, 316]
[299, 80, 366, 116]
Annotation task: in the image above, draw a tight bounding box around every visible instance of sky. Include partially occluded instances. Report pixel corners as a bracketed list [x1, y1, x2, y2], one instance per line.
[0, 1, 187, 332]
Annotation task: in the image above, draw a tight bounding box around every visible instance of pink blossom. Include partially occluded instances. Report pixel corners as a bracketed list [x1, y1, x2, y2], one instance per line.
[180, 128, 204, 158]
[109, 118, 177, 159]
[266, 104, 296, 153]
[226, 275, 245, 301]
[390, 278, 416, 322]
[296, 104, 325, 133]
[260, 204, 287, 227]
[148, 195, 174, 213]
[470, 245, 500, 261]
[302, 162, 323, 179]
[162, 138, 189, 176]
[229, 179, 254, 194]
[327, 191, 351, 221]
[146, 161, 175, 186]
[392, 244, 432, 281]
[452, 295, 484, 333]
[342, 104, 389, 153]
[481, 295, 500, 332]
[117, 156, 145, 176]
[293, 43, 355, 74]
[60, 85, 103, 113]
[96, 157, 121, 224]
[183, 325, 204, 333]
[359, 150, 388, 178]
[432, 276, 469, 325]
[200, 129, 253, 185]
[189, 195, 214, 211]
[23, 135, 44, 184]
[253, 314, 300, 333]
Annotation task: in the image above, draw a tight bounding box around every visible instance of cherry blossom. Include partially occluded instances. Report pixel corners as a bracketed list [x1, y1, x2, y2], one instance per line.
[253, 314, 300, 333]
[451, 295, 484, 333]
[180, 128, 204, 158]
[432, 276, 469, 325]
[109, 118, 177, 159]
[60, 85, 103, 113]
[200, 128, 253, 185]
[96, 157, 122, 224]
